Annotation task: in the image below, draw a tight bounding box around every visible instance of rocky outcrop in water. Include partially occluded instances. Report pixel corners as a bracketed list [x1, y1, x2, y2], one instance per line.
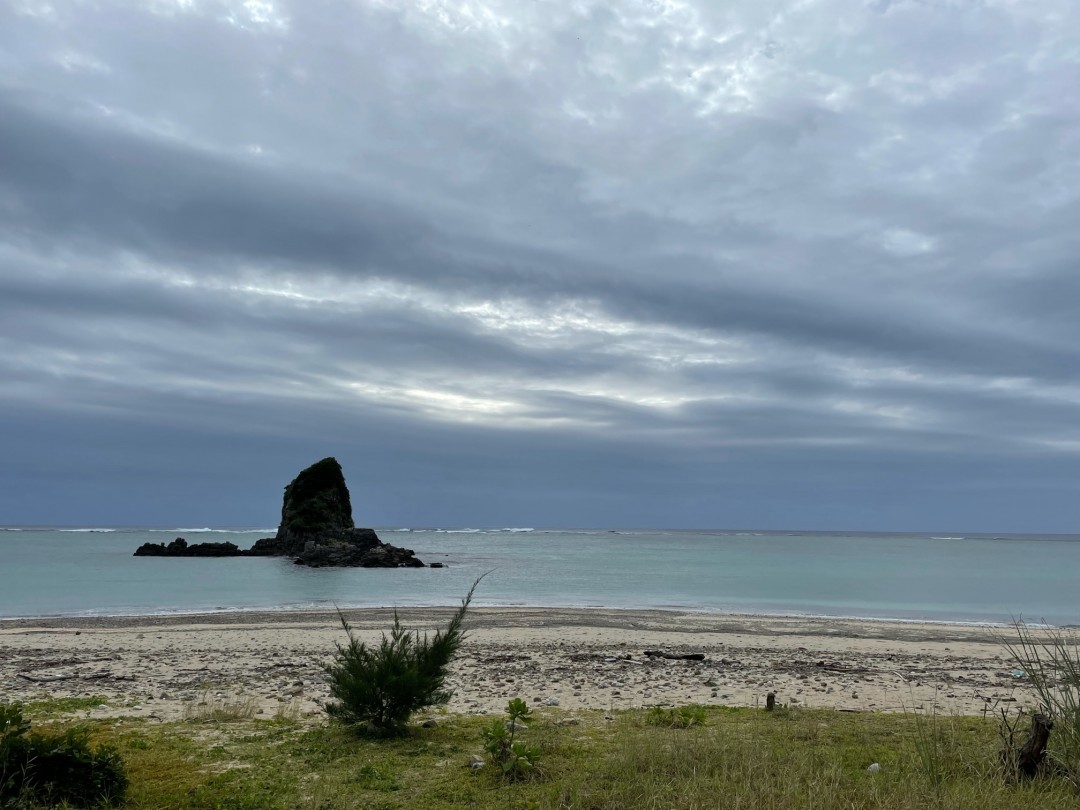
[290, 529, 424, 568]
[275, 456, 356, 553]
[134, 537, 245, 557]
[134, 457, 428, 568]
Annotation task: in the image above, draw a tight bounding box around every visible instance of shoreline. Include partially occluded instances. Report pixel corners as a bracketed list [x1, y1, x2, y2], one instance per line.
[0, 605, 1060, 630]
[0, 607, 1044, 722]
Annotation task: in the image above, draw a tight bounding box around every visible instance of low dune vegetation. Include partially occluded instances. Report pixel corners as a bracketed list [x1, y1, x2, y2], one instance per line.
[6, 701, 1080, 810]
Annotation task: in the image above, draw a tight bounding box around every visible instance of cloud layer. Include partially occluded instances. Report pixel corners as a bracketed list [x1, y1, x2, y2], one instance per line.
[1, 0, 1077, 530]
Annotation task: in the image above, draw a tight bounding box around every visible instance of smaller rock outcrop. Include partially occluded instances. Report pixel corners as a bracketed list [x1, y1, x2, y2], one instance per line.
[134, 537, 244, 557]
[291, 529, 424, 568]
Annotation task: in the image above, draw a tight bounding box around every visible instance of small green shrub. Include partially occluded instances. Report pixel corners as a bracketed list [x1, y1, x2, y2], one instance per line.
[645, 704, 707, 728]
[482, 699, 541, 779]
[1, 702, 127, 808]
[325, 576, 483, 735]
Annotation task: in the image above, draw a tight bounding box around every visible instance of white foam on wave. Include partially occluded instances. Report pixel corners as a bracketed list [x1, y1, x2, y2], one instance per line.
[59, 528, 116, 533]
[930, 536, 966, 540]
[429, 528, 533, 534]
[149, 528, 274, 534]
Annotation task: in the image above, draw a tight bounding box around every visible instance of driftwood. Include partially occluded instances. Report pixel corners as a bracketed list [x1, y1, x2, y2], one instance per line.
[17, 672, 76, 683]
[643, 650, 706, 661]
[1006, 712, 1053, 778]
[71, 669, 135, 682]
[814, 660, 869, 674]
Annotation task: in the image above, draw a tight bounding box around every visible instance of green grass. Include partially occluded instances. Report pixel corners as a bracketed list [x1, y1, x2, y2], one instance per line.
[21, 695, 112, 717]
[23, 706, 1080, 809]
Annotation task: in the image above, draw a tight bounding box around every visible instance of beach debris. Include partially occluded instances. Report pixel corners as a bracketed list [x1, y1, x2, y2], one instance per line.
[643, 650, 706, 661]
[544, 696, 560, 706]
[17, 672, 75, 683]
[867, 763, 881, 773]
[765, 692, 776, 711]
[1010, 668, 1027, 679]
[1003, 712, 1053, 779]
[468, 754, 485, 770]
[814, 660, 866, 673]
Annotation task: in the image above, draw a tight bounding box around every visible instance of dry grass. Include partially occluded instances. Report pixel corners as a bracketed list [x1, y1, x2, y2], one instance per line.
[181, 691, 258, 723]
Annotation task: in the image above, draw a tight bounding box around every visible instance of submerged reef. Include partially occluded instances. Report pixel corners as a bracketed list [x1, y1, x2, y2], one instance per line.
[134, 457, 427, 568]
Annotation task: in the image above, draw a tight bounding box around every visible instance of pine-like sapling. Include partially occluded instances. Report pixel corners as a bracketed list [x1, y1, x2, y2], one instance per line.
[325, 575, 484, 734]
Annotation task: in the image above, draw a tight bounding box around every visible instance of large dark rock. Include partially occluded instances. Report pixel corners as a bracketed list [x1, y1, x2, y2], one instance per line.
[133, 457, 430, 568]
[134, 537, 244, 557]
[275, 457, 355, 554]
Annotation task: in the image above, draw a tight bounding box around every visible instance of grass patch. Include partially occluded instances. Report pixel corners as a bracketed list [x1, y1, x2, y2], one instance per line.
[183, 692, 258, 723]
[14, 707, 1080, 809]
[645, 703, 708, 728]
[22, 695, 112, 717]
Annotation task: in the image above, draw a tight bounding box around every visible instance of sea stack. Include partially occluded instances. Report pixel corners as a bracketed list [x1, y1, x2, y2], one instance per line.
[250, 457, 425, 568]
[251, 456, 359, 557]
[136, 457, 427, 568]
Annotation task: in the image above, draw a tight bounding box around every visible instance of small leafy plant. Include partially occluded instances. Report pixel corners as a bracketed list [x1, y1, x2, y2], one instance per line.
[1, 701, 127, 808]
[325, 576, 484, 735]
[482, 698, 541, 779]
[646, 704, 707, 728]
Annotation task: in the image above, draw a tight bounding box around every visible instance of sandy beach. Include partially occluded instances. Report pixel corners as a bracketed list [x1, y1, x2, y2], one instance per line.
[0, 608, 1037, 723]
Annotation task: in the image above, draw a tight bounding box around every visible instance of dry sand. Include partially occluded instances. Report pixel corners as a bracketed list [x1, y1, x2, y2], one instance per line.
[0, 608, 1038, 723]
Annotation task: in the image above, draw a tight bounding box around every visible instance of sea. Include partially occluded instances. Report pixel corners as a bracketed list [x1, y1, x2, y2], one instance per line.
[1, 527, 1078, 626]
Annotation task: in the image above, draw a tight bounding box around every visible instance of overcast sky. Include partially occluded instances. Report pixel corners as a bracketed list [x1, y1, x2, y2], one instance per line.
[1, 0, 1077, 532]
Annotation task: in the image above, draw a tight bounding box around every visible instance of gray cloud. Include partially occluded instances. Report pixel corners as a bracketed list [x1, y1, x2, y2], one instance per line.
[1, 0, 1077, 530]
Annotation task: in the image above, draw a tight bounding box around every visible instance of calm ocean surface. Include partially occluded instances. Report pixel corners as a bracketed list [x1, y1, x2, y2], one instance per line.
[2, 528, 1078, 625]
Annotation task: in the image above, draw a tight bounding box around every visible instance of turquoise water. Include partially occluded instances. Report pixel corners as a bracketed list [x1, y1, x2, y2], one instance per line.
[2, 527, 1078, 625]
